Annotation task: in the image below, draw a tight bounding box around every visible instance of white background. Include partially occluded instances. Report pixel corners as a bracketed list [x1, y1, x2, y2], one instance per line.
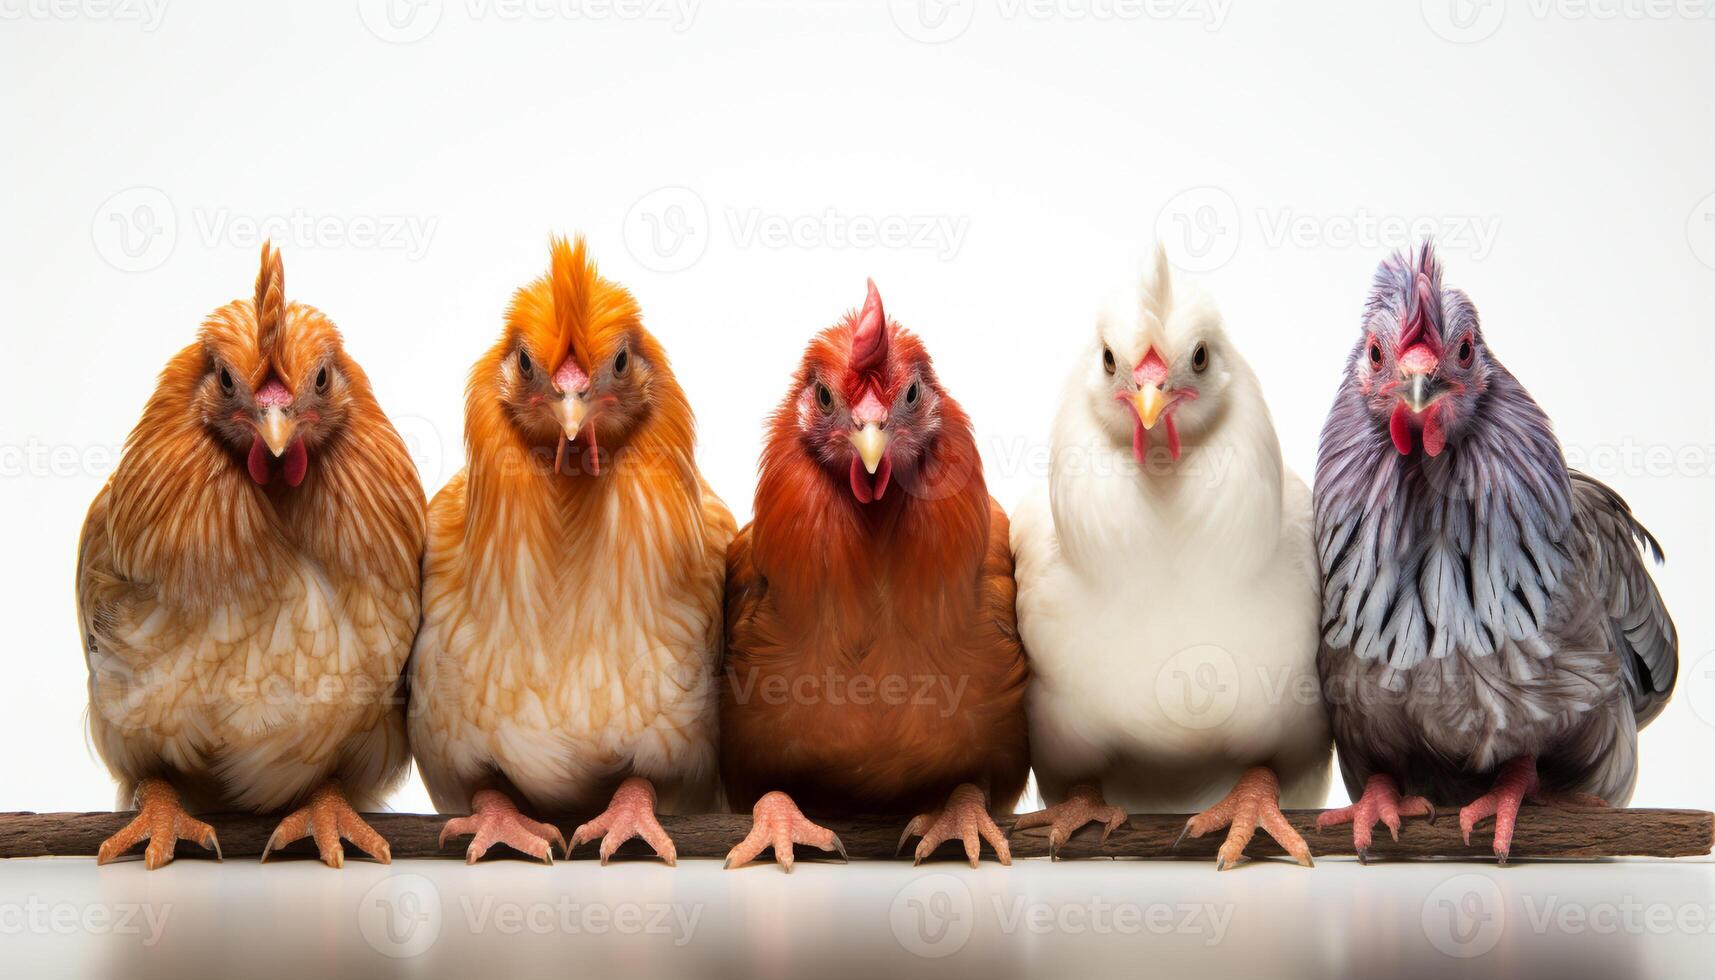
[2, 0, 1711, 820]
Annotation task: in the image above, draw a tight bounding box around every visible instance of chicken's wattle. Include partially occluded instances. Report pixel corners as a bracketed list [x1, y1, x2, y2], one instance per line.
[247, 436, 308, 487]
[1388, 402, 1446, 457]
[849, 454, 892, 503]
[1131, 413, 1182, 465]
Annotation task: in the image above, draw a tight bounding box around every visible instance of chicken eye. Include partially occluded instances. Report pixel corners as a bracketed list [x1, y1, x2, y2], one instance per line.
[1457, 338, 1473, 365]
[613, 348, 629, 376]
[904, 382, 920, 407]
[218, 366, 235, 395]
[517, 349, 533, 377]
[1102, 346, 1116, 375]
[315, 366, 329, 392]
[815, 383, 834, 413]
[1368, 342, 1383, 368]
[1192, 342, 1209, 373]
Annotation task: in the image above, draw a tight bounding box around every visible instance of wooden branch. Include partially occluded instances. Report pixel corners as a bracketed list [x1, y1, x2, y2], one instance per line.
[2, 808, 1709, 863]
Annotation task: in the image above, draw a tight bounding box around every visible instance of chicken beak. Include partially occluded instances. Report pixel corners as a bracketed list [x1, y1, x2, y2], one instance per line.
[1132, 386, 1170, 430]
[850, 423, 888, 475]
[1400, 372, 1446, 414]
[259, 406, 295, 457]
[557, 395, 588, 441]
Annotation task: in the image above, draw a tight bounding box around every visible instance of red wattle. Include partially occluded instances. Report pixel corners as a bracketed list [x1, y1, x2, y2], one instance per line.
[1421, 405, 1446, 457]
[1389, 403, 1413, 455]
[849, 457, 872, 503]
[282, 438, 309, 487]
[247, 437, 272, 485]
[1131, 418, 1148, 466]
[1164, 416, 1181, 462]
[848, 454, 892, 503]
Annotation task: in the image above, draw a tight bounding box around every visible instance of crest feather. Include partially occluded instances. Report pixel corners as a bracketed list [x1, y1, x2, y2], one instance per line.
[1147, 242, 1174, 314]
[549, 235, 597, 371]
[253, 240, 286, 366]
[1397, 240, 1445, 350]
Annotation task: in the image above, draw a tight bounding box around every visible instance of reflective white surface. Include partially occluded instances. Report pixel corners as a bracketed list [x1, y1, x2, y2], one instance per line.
[4, 855, 1712, 979]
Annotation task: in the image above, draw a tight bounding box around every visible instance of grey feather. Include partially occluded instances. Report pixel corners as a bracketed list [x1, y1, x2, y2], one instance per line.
[1570, 471, 1678, 725]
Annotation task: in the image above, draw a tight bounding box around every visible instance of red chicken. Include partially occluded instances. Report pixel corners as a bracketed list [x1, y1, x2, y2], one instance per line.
[721, 280, 1029, 871]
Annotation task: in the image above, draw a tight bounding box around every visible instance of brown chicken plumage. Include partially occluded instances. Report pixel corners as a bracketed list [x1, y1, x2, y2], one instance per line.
[79, 244, 425, 868]
[720, 280, 1029, 871]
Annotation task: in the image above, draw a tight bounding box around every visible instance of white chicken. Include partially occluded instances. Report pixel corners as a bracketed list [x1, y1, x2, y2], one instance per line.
[1011, 246, 1331, 868]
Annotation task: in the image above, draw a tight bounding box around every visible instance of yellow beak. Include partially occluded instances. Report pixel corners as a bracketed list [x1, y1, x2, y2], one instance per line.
[259, 407, 295, 457]
[1133, 386, 1169, 430]
[850, 423, 888, 474]
[557, 396, 588, 441]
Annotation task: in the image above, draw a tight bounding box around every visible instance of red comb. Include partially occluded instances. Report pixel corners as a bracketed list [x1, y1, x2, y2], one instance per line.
[850, 278, 887, 373]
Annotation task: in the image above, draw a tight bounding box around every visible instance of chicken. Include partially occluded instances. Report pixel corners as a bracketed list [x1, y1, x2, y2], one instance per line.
[79, 242, 425, 869]
[1314, 243, 1677, 862]
[409, 236, 733, 865]
[720, 279, 1029, 872]
[1009, 246, 1331, 869]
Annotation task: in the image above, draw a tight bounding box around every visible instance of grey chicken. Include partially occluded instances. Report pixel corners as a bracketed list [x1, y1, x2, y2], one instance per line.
[1314, 243, 1677, 862]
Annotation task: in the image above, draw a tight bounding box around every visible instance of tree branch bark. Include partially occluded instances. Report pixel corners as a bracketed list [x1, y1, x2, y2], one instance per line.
[4, 808, 1709, 863]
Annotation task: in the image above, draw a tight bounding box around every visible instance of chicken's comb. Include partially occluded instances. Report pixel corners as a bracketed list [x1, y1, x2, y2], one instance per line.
[850, 278, 888, 374]
[253, 240, 286, 367]
[1398, 272, 1440, 351]
[548, 234, 596, 372]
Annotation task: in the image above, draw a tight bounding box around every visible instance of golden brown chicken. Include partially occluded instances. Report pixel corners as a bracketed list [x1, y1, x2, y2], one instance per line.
[79, 243, 425, 868]
[409, 236, 733, 864]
